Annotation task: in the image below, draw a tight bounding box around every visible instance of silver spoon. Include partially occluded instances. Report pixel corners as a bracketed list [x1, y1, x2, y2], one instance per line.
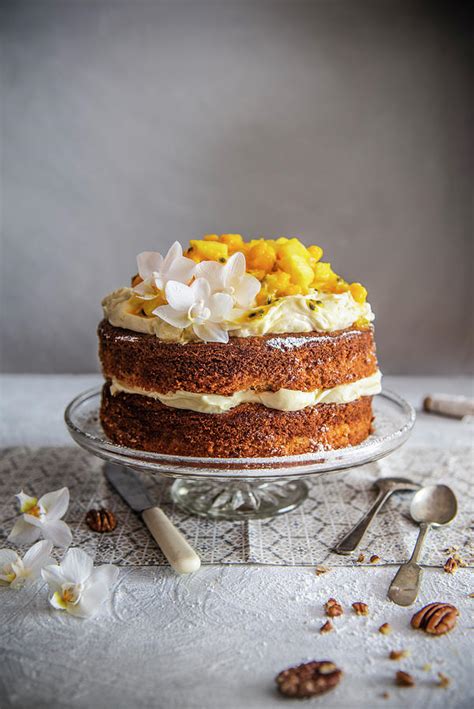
[334, 477, 420, 555]
[388, 484, 458, 606]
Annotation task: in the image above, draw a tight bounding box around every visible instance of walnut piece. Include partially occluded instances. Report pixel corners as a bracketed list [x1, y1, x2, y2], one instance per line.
[276, 660, 342, 698]
[325, 598, 343, 617]
[357, 553, 365, 563]
[437, 672, 451, 689]
[320, 620, 333, 634]
[352, 602, 369, 616]
[411, 602, 459, 635]
[369, 554, 380, 564]
[316, 565, 330, 576]
[389, 649, 410, 660]
[443, 557, 458, 574]
[85, 508, 117, 533]
[396, 670, 415, 687]
[379, 623, 392, 635]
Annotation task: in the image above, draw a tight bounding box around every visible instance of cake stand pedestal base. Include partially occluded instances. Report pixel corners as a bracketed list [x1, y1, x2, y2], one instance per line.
[170, 478, 309, 520]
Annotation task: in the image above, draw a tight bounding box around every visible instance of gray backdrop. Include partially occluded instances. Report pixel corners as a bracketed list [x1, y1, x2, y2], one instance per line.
[1, 0, 472, 374]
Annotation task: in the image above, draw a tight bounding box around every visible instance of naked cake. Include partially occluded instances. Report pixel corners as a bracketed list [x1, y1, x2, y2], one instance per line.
[99, 235, 381, 457]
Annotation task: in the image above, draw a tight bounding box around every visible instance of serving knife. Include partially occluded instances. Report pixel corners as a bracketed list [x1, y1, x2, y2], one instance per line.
[105, 463, 201, 574]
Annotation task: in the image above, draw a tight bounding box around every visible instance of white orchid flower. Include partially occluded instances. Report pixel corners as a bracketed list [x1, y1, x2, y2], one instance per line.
[154, 277, 233, 343]
[8, 488, 72, 548]
[196, 252, 260, 309]
[134, 241, 196, 296]
[0, 540, 54, 589]
[42, 548, 119, 618]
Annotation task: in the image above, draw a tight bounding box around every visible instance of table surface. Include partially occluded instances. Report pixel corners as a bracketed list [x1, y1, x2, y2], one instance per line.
[1, 374, 473, 709]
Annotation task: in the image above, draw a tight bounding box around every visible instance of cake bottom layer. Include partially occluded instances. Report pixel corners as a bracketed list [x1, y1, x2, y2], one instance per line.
[100, 384, 374, 458]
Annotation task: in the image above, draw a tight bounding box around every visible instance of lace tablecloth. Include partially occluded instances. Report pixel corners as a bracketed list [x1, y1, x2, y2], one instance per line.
[0, 445, 472, 567]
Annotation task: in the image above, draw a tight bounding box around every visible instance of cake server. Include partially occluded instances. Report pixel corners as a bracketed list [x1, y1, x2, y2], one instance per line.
[334, 477, 420, 555]
[388, 484, 457, 606]
[104, 463, 201, 574]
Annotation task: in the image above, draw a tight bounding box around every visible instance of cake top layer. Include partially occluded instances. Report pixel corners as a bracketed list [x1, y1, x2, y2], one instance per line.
[102, 235, 374, 343]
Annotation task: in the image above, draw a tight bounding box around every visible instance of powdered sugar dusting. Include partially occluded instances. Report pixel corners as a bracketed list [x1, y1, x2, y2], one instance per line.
[266, 330, 361, 351]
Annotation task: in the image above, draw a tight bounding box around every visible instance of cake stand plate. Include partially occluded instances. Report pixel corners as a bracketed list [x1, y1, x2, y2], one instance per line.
[65, 388, 415, 520]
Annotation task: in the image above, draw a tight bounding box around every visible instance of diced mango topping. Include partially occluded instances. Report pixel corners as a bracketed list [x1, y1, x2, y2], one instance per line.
[246, 241, 276, 274]
[219, 233, 245, 253]
[350, 282, 367, 304]
[181, 234, 367, 301]
[187, 240, 228, 263]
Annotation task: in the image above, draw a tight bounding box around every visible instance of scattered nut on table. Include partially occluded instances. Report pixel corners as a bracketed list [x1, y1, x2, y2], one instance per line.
[320, 620, 333, 634]
[315, 565, 330, 576]
[389, 649, 410, 660]
[411, 602, 459, 635]
[357, 553, 365, 563]
[437, 672, 451, 689]
[444, 557, 458, 574]
[325, 598, 343, 617]
[369, 554, 381, 564]
[379, 623, 392, 635]
[352, 602, 369, 616]
[396, 670, 415, 687]
[276, 661, 342, 698]
[85, 508, 117, 533]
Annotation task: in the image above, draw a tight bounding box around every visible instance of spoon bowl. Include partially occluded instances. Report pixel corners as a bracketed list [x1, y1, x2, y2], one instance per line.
[410, 484, 458, 526]
[388, 483, 458, 606]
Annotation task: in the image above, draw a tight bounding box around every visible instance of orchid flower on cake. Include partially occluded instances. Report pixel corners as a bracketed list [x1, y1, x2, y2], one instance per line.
[99, 234, 381, 457]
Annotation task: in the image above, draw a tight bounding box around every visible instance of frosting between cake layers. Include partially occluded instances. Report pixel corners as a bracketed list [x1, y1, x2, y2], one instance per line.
[110, 370, 382, 414]
[103, 288, 374, 343]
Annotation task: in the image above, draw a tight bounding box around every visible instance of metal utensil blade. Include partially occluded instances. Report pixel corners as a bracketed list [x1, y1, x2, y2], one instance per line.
[104, 463, 154, 512]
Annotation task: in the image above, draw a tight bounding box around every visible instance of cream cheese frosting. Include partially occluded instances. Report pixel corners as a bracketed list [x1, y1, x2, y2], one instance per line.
[102, 288, 374, 343]
[110, 370, 382, 414]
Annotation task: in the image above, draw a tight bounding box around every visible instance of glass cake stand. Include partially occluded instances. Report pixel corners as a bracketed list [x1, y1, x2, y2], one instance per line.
[64, 387, 415, 520]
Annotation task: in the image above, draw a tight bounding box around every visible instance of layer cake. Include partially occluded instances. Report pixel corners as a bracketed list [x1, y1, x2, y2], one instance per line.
[99, 235, 381, 457]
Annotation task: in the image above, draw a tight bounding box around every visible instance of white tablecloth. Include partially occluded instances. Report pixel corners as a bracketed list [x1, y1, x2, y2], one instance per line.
[1, 375, 473, 709]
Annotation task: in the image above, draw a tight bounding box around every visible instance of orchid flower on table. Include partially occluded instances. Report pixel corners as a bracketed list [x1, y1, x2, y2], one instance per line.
[8, 488, 72, 548]
[134, 241, 196, 296]
[0, 540, 54, 589]
[42, 548, 119, 618]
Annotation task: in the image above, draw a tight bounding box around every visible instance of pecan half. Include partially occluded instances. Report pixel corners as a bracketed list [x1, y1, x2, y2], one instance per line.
[85, 508, 117, 533]
[443, 557, 458, 574]
[276, 660, 342, 698]
[352, 602, 369, 616]
[325, 598, 343, 617]
[396, 670, 415, 687]
[411, 602, 459, 635]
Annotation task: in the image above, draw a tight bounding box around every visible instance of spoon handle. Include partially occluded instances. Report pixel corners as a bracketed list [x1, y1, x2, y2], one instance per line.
[334, 490, 390, 554]
[388, 522, 430, 606]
